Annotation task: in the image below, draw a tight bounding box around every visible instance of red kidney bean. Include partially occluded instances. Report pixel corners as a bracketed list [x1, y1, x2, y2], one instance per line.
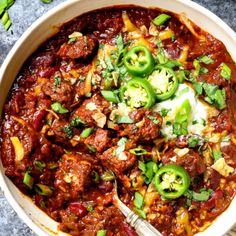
[32, 109, 47, 131]
[68, 202, 88, 218]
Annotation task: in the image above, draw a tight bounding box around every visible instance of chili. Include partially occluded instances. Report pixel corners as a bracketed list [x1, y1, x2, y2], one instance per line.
[154, 164, 190, 199]
[124, 45, 155, 77]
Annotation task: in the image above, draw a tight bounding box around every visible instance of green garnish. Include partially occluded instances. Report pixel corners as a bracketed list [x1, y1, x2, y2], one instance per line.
[53, 76, 61, 90]
[129, 147, 149, 156]
[92, 171, 100, 183]
[160, 108, 171, 117]
[101, 90, 120, 103]
[81, 127, 93, 138]
[23, 171, 34, 189]
[187, 136, 200, 148]
[220, 63, 231, 80]
[51, 102, 69, 114]
[212, 151, 222, 161]
[41, 0, 53, 3]
[70, 116, 85, 127]
[134, 192, 144, 209]
[34, 160, 46, 172]
[198, 55, 214, 64]
[34, 184, 53, 196]
[101, 170, 116, 181]
[147, 115, 159, 124]
[116, 115, 134, 124]
[0, 0, 14, 31]
[96, 230, 107, 236]
[63, 125, 73, 139]
[115, 137, 127, 156]
[153, 13, 171, 26]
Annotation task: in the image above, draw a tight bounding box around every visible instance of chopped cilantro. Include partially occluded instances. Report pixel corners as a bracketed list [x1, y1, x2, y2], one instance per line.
[53, 76, 61, 90]
[70, 116, 85, 127]
[193, 82, 203, 95]
[160, 108, 171, 117]
[63, 125, 73, 139]
[51, 102, 69, 114]
[187, 136, 200, 148]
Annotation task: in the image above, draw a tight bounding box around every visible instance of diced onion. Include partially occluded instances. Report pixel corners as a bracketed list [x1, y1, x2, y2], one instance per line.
[10, 137, 24, 161]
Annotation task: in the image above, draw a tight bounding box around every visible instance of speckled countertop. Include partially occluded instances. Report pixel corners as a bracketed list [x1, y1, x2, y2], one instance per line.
[0, 0, 236, 236]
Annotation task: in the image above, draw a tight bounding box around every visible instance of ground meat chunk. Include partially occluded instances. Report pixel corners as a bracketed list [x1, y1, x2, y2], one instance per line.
[84, 128, 111, 153]
[72, 93, 110, 126]
[42, 75, 74, 106]
[48, 119, 71, 145]
[161, 149, 206, 177]
[55, 154, 92, 199]
[210, 111, 231, 132]
[98, 146, 136, 175]
[119, 109, 162, 143]
[57, 35, 98, 60]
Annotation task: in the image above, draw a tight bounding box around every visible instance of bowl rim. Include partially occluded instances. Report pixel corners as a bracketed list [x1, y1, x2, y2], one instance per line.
[0, 0, 236, 235]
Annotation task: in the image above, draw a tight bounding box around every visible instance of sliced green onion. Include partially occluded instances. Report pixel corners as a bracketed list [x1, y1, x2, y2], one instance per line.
[96, 230, 107, 236]
[92, 171, 100, 183]
[153, 13, 171, 26]
[192, 189, 213, 201]
[198, 55, 214, 64]
[101, 90, 120, 103]
[134, 208, 146, 219]
[86, 144, 96, 153]
[129, 147, 149, 156]
[101, 170, 116, 181]
[47, 162, 58, 169]
[34, 184, 53, 196]
[220, 63, 231, 80]
[147, 115, 159, 124]
[34, 160, 46, 172]
[1, 11, 11, 30]
[134, 192, 144, 209]
[81, 127, 93, 138]
[41, 0, 53, 3]
[51, 102, 69, 114]
[23, 171, 34, 189]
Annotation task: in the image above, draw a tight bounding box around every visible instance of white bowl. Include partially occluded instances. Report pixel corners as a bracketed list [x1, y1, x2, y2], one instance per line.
[0, 0, 236, 235]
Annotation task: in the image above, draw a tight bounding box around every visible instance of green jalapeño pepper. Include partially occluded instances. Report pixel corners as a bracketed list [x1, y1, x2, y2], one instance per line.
[147, 65, 178, 101]
[154, 164, 190, 199]
[120, 77, 156, 109]
[124, 45, 155, 77]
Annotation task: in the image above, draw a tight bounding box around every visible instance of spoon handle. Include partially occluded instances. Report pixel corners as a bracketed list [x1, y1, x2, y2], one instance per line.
[127, 211, 162, 236]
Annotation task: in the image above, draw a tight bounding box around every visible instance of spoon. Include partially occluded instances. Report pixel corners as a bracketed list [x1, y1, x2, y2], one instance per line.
[113, 180, 162, 236]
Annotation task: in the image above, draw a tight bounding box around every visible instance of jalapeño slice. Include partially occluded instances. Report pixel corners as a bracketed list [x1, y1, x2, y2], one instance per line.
[120, 77, 156, 109]
[154, 164, 190, 199]
[124, 45, 155, 77]
[148, 65, 178, 101]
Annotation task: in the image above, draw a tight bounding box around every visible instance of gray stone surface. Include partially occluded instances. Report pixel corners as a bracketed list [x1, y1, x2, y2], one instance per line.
[0, 0, 235, 236]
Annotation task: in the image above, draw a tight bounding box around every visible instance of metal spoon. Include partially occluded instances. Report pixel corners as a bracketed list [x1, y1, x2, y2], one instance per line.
[113, 180, 162, 236]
